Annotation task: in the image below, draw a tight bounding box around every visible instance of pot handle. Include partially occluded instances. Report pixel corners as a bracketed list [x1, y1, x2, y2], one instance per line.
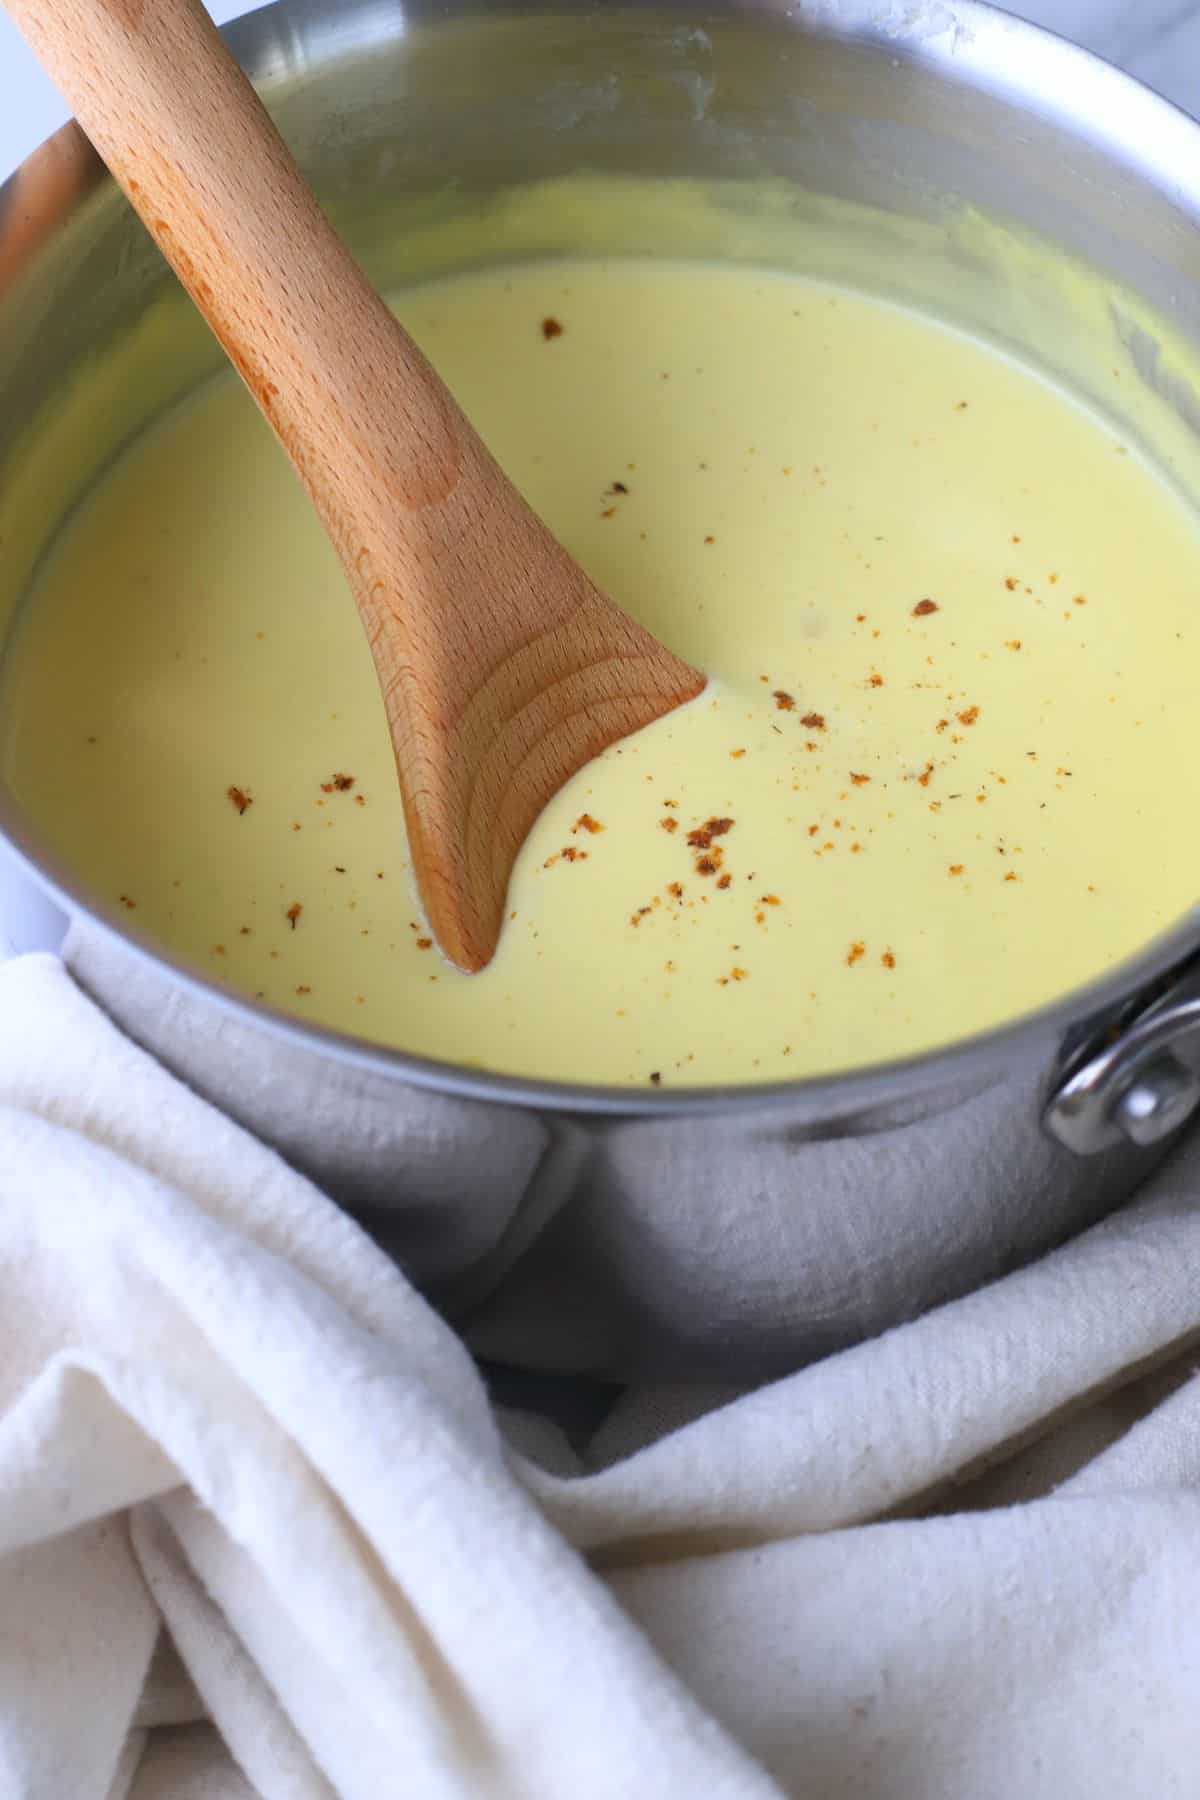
[1043, 963, 1200, 1155]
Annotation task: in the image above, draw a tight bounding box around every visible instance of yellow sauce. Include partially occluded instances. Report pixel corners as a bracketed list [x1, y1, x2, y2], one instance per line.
[4, 257, 1200, 1086]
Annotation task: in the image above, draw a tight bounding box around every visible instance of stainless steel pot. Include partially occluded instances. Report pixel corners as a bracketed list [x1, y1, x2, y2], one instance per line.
[5, 0, 1200, 1382]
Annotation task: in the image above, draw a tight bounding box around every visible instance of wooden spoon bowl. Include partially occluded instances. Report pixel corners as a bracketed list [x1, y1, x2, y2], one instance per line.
[8, 0, 706, 971]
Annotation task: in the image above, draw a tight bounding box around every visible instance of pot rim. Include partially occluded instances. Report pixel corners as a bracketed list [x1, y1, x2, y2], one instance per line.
[3, 0, 1200, 1118]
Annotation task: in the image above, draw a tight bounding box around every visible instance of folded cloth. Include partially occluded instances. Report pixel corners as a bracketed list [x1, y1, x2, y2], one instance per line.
[2, 952, 1200, 1800]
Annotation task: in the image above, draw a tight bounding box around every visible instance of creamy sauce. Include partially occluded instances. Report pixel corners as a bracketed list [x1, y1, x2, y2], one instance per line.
[4, 258, 1200, 1086]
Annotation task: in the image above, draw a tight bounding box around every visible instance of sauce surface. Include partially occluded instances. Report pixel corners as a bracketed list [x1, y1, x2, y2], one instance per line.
[4, 258, 1200, 1086]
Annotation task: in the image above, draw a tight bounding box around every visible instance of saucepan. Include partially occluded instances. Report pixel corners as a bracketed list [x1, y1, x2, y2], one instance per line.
[4, 0, 1200, 1381]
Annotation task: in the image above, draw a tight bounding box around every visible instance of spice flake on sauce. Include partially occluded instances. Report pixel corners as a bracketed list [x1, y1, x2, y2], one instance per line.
[687, 817, 735, 850]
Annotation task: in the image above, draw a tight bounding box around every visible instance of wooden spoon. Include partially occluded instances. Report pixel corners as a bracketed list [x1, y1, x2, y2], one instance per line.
[9, 0, 706, 973]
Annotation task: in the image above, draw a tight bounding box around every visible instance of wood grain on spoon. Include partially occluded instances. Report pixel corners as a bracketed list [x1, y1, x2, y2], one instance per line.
[8, 0, 706, 971]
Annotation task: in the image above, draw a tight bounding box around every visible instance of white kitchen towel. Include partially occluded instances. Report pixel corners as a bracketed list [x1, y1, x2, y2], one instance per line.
[3, 952, 1200, 1800]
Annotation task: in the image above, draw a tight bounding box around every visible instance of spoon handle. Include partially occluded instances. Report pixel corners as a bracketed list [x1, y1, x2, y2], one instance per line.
[7, 0, 474, 589]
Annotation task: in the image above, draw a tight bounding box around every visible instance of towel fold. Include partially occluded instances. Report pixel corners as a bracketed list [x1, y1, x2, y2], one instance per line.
[3, 951, 1200, 1799]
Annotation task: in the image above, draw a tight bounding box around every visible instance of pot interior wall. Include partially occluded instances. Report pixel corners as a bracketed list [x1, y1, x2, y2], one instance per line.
[4, 0, 1200, 826]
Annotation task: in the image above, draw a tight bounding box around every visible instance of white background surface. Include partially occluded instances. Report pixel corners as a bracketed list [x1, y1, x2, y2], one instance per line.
[0, 0, 263, 177]
[2, 0, 1200, 953]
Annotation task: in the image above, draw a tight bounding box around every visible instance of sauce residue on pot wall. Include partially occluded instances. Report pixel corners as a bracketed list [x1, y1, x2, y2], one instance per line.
[3, 256, 1200, 1086]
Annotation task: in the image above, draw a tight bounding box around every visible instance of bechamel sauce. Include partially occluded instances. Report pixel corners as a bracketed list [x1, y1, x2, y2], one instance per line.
[4, 258, 1199, 1085]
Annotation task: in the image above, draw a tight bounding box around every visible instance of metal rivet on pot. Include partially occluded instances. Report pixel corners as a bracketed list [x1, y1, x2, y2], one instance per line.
[1044, 967, 1200, 1157]
[1113, 1054, 1200, 1148]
